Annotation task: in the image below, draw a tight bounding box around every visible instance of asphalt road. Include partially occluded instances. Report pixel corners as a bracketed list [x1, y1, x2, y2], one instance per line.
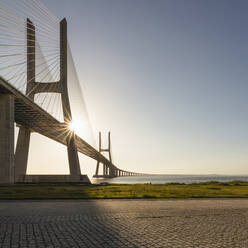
[0, 199, 248, 247]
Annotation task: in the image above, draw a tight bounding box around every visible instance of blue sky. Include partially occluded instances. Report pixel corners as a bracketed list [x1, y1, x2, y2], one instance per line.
[36, 0, 248, 175]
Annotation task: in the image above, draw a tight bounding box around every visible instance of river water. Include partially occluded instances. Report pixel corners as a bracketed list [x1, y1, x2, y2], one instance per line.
[91, 174, 248, 184]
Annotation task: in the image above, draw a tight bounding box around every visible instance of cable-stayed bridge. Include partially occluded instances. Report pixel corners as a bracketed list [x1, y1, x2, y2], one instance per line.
[0, 0, 143, 184]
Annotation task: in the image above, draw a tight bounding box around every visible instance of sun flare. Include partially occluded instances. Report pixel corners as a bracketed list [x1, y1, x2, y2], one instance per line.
[68, 118, 89, 139]
[69, 120, 80, 134]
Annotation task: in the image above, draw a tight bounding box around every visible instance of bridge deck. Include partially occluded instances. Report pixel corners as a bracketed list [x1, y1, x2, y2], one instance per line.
[0, 77, 117, 171]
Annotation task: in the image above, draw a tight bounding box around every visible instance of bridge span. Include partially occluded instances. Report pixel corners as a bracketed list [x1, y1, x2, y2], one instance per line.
[0, 0, 144, 184]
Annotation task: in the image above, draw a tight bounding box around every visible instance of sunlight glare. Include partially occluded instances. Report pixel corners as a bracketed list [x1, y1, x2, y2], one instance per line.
[69, 120, 80, 134]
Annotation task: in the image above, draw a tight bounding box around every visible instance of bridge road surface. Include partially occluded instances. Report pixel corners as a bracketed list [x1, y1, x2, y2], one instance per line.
[0, 199, 248, 248]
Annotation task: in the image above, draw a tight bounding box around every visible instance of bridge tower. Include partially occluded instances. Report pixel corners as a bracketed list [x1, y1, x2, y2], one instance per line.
[14, 18, 81, 182]
[94, 132, 115, 178]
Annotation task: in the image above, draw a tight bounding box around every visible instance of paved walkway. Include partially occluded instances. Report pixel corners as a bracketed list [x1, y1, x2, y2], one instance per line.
[0, 199, 248, 247]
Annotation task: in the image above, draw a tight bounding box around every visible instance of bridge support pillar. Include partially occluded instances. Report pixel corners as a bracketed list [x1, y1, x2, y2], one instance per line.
[67, 132, 81, 175]
[15, 127, 31, 181]
[93, 132, 117, 178]
[0, 94, 15, 184]
[109, 166, 115, 177]
[95, 161, 100, 176]
[103, 165, 105, 176]
[60, 19, 81, 176]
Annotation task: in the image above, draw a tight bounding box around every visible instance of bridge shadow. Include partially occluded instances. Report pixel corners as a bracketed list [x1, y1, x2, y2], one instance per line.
[0, 197, 145, 248]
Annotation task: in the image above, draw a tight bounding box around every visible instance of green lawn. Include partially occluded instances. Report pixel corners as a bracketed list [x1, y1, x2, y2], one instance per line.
[0, 181, 248, 199]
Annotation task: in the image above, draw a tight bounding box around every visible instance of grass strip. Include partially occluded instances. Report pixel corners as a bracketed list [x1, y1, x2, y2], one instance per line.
[0, 181, 248, 199]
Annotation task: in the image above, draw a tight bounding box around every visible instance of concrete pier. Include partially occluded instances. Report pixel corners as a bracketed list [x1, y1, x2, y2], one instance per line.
[0, 93, 15, 184]
[15, 127, 31, 182]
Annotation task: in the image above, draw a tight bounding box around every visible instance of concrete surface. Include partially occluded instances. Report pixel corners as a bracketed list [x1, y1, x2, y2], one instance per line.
[0, 199, 248, 247]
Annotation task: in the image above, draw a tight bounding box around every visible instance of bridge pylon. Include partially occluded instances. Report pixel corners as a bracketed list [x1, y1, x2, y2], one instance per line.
[15, 19, 35, 181]
[14, 18, 81, 182]
[93, 132, 116, 178]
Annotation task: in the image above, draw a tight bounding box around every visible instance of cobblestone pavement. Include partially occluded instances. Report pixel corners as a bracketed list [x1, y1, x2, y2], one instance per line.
[0, 199, 248, 247]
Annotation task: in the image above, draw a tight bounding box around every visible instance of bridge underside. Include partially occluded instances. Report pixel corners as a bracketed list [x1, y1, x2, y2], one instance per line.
[0, 78, 112, 162]
[0, 77, 130, 183]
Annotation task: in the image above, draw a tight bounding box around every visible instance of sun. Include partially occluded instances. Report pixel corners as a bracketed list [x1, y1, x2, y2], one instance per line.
[68, 118, 88, 138]
[69, 120, 80, 134]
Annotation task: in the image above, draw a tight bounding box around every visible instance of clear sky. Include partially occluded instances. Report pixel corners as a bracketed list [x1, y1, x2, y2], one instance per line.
[29, 0, 248, 176]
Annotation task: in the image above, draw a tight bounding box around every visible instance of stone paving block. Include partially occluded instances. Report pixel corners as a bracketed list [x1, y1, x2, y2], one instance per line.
[0, 199, 248, 247]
